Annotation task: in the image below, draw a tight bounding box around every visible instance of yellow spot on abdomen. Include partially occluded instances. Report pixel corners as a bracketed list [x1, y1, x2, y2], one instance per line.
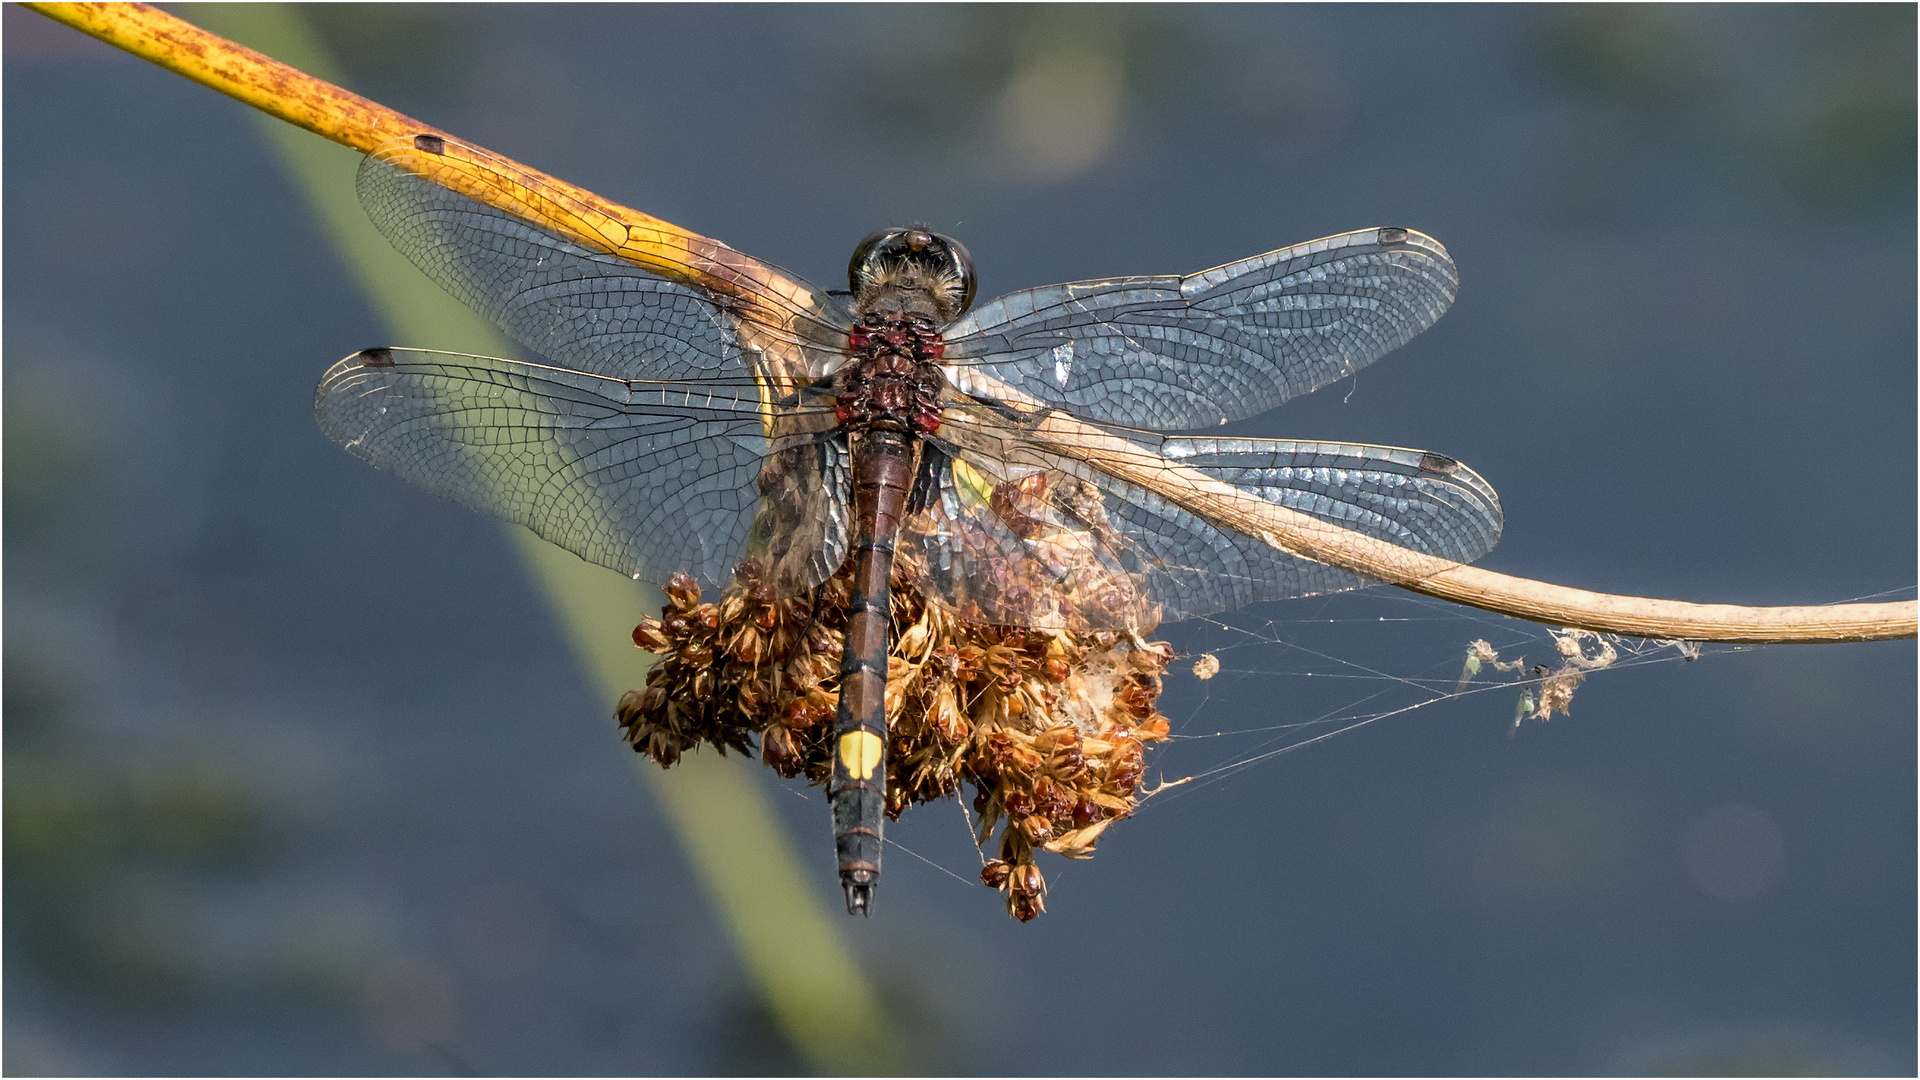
[838, 731, 883, 780]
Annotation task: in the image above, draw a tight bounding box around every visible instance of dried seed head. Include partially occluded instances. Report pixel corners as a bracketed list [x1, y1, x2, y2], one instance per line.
[617, 546, 1174, 922]
[726, 626, 763, 664]
[761, 724, 802, 774]
[1013, 862, 1044, 897]
[1032, 775, 1071, 818]
[1011, 891, 1044, 922]
[1051, 743, 1087, 778]
[736, 680, 766, 714]
[931, 686, 968, 743]
[615, 686, 646, 716]
[646, 730, 681, 768]
[666, 572, 701, 610]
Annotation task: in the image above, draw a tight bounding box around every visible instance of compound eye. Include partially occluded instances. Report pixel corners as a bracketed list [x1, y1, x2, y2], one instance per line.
[848, 229, 899, 293]
[929, 232, 978, 316]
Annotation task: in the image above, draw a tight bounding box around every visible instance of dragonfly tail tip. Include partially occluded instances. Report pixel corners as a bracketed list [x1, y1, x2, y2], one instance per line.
[842, 877, 876, 917]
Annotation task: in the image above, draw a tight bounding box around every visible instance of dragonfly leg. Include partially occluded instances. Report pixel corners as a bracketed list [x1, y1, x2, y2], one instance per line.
[831, 429, 916, 916]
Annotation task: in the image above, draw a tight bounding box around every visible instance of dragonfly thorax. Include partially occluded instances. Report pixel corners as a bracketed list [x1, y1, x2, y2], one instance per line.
[835, 309, 946, 435]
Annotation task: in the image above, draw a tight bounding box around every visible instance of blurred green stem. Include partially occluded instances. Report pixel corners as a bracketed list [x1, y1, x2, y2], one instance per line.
[179, 4, 895, 1071]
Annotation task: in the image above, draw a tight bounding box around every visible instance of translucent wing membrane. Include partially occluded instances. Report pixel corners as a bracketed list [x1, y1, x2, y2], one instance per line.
[1161, 438, 1502, 566]
[939, 228, 1457, 431]
[358, 144, 854, 389]
[314, 348, 848, 596]
[905, 407, 1502, 628]
[904, 440, 1160, 631]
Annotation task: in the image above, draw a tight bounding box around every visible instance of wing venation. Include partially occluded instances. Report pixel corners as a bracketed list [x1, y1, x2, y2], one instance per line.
[314, 347, 847, 595]
[903, 409, 1501, 627]
[941, 228, 1457, 431]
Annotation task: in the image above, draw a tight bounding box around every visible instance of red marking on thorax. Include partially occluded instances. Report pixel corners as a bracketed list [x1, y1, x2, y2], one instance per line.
[839, 314, 948, 435]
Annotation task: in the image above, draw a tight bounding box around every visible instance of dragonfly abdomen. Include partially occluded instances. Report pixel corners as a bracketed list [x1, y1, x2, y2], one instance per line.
[830, 428, 917, 915]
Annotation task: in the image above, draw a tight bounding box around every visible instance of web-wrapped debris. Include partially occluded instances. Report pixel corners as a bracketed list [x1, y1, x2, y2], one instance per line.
[1459, 628, 1636, 725]
[618, 556, 1173, 921]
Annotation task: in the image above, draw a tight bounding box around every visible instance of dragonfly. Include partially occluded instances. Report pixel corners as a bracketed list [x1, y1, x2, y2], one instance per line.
[315, 136, 1502, 916]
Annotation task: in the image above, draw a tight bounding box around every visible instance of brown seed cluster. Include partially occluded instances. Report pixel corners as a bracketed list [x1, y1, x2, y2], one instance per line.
[618, 555, 1174, 921]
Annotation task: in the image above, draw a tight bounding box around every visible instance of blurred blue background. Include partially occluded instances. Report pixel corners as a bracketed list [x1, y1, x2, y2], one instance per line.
[5, 4, 1913, 1074]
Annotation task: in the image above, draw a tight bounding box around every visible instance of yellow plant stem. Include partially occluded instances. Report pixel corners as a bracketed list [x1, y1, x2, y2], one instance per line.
[26, 1, 1914, 648]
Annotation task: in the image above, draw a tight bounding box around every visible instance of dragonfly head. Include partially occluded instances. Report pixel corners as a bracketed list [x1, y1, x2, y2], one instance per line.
[849, 227, 977, 323]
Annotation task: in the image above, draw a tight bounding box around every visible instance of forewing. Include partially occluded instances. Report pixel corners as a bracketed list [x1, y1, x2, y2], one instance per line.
[909, 409, 1501, 627]
[359, 138, 853, 390]
[314, 348, 847, 596]
[940, 228, 1457, 431]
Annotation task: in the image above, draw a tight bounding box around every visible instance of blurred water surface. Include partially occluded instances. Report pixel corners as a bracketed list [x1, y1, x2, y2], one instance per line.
[4, 4, 1913, 1075]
